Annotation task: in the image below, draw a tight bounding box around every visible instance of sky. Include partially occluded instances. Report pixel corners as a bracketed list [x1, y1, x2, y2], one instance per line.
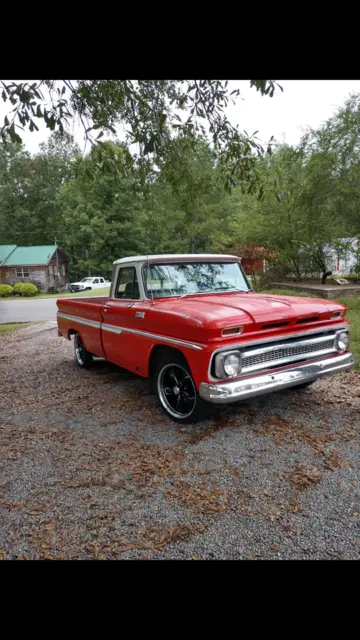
[1, 80, 360, 154]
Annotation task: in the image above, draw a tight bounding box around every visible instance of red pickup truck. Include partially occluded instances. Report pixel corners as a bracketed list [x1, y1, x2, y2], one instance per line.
[57, 254, 354, 423]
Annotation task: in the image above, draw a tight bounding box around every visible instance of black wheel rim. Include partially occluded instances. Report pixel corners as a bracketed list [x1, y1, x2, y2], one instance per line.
[75, 334, 85, 365]
[158, 363, 196, 419]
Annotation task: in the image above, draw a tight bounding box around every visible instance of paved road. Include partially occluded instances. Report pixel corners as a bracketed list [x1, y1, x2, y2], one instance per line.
[0, 298, 58, 323]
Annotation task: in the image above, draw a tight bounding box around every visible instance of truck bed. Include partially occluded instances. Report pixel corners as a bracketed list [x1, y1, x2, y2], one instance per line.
[57, 297, 109, 357]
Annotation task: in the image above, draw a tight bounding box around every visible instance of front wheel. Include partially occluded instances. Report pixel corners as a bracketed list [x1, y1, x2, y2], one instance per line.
[154, 351, 210, 424]
[74, 333, 93, 368]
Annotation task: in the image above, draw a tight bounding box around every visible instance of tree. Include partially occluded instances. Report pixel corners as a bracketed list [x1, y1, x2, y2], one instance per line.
[58, 141, 148, 279]
[0, 79, 282, 191]
[143, 136, 236, 253]
[0, 132, 80, 246]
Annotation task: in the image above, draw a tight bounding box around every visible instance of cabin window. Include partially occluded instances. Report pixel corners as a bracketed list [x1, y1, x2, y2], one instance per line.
[116, 266, 140, 299]
[16, 267, 30, 278]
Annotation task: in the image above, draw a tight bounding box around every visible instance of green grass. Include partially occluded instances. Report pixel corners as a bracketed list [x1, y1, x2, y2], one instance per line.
[260, 288, 360, 369]
[0, 322, 31, 335]
[1, 287, 110, 301]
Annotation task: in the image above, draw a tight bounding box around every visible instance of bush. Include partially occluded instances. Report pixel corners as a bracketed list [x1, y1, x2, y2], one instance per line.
[13, 282, 25, 295]
[0, 284, 14, 297]
[18, 283, 38, 297]
[13, 282, 39, 296]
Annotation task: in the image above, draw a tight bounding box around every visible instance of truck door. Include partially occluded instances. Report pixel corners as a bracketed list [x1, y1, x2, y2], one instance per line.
[101, 264, 152, 374]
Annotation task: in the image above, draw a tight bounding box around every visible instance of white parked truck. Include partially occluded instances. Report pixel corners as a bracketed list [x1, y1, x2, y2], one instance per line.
[69, 277, 111, 293]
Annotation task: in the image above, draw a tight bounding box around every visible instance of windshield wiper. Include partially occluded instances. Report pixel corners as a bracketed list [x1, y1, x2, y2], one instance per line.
[179, 287, 250, 298]
[214, 287, 250, 293]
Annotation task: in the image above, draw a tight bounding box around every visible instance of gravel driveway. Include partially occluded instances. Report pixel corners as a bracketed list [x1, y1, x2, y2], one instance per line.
[0, 322, 359, 560]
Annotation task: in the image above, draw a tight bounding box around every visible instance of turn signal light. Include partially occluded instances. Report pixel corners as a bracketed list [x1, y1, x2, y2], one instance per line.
[221, 326, 244, 337]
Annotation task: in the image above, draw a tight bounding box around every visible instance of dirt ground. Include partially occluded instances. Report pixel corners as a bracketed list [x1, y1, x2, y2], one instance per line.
[0, 322, 359, 560]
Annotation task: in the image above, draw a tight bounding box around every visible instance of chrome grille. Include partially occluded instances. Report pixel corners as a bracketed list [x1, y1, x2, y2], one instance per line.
[241, 334, 337, 373]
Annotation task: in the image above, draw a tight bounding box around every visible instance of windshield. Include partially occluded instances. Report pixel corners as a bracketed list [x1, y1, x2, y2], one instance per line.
[143, 262, 250, 298]
[81, 278, 93, 282]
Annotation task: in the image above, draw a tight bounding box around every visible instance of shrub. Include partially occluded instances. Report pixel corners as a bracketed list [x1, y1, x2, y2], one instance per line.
[13, 282, 25, 295]
[18, 283, 38, 296]
[0, 284, 14, 297]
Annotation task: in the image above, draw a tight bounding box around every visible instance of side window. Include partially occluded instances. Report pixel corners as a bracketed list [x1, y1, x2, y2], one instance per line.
[116, 267, 140, 299]
[100, 278, 104, 283]
[93, 279, 99, 284]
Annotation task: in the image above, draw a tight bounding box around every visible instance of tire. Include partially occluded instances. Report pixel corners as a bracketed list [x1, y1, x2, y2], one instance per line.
[86, 287, 91, 291]
[291, 380, 316, 391]
[74, 333, 93, 368]
[153, 350, 210, 424]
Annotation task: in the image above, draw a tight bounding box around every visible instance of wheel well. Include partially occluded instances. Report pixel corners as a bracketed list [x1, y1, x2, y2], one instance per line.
[148, 345, 187, 378]
[68, 328, 78, 341]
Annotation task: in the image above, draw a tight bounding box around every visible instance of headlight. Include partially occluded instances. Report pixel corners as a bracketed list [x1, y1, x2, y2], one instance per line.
[335, 330, 349, 352]
[215, 350, 242, 378]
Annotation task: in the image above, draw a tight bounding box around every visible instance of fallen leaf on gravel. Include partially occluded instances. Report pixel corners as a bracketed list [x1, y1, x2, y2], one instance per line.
[0, 551, 5, 560]
[286, 496, 306, 513]
[286, 463, 323, 490]
[3, 500, 25, 510]
[340, 480, 347, 490]
[270, 545, 280, 551]
[268, 505, 281, 521]
[245, 506, 257, 516]
[167, 481, 228, 514]
[324, 450, 346, 471]
[353, 481, 358, 487]
[353, 539, 358, 545]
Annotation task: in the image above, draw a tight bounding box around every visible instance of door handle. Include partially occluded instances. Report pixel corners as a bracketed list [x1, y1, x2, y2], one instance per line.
[103, 305, 110, 311]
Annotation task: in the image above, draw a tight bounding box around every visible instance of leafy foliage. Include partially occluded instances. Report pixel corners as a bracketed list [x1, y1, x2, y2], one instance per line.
[13, 282, 38, 296]
[0, 284, 14, 297]
[1, 86, 360, 284]
[0, 80, 282, 192]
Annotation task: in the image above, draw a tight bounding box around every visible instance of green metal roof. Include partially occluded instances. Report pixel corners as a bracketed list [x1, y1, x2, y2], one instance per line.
[3, 245, 57, 266]
[0, 245, 17, 265]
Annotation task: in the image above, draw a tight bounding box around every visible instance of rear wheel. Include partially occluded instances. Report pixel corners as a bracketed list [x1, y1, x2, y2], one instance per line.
[74, 333, 93, 368]
[154, 351, 210, 424]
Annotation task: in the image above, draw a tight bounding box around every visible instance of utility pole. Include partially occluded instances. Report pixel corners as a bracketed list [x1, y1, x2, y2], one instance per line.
[55, 236, 60, 279]
[53, 236, 60, 292]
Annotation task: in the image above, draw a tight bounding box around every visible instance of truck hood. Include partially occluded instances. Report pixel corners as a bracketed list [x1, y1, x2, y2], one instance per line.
[147, 292, 345, 342]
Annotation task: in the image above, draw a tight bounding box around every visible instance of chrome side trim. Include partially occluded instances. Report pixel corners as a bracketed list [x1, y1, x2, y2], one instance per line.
[208, 324, 349, 380]
[57, 312, 101, 330]
[101, 323, 203, 351]
[58, 311, 203, 351]
[200, 353, 355, 404]
[102, 323, 123, 335]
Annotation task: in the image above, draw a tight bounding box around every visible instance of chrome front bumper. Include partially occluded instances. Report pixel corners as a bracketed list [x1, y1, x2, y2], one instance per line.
[199, 352, 355, 404]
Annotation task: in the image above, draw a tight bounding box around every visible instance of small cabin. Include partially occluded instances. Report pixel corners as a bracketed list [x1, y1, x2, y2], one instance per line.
[0, 245, 69, 292]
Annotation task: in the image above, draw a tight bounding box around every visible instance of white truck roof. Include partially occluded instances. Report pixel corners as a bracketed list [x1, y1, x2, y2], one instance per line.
[113, 254, 240, 265]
